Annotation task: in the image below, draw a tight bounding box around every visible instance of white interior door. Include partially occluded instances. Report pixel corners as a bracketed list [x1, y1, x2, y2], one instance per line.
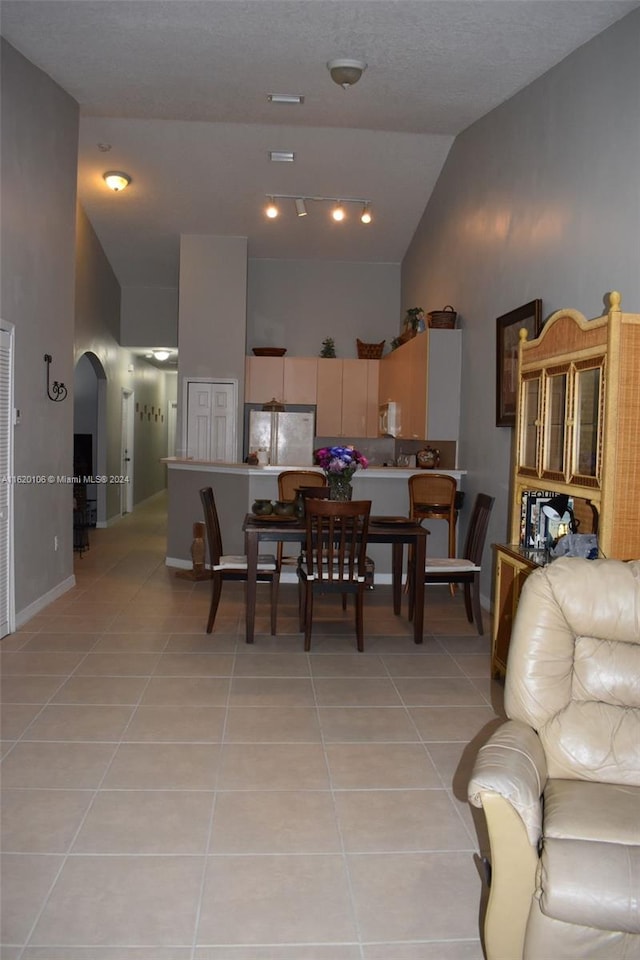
[120, 389, 134, 514]
[0, 322, 15, 639]
[185, 380, 236, 462]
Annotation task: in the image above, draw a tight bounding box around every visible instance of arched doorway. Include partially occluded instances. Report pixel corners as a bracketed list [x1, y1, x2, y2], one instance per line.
[74, 352, 107, 527]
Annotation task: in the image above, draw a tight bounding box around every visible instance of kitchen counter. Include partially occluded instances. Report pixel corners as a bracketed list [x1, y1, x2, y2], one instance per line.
[164, 459, 467, 577]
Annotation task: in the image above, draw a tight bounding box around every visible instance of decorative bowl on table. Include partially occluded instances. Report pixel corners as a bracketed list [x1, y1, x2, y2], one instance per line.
[252, 347, 287, 357]
[251, 499, 273, 516]
[273, 500, 295, 517]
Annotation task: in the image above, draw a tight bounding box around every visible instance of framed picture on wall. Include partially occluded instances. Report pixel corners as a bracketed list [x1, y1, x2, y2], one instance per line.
[496, 299, 542, 426]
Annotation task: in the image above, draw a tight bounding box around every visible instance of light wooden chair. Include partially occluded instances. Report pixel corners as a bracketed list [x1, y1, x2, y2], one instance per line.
[277, 470, 327, 567]
[408, 473, 459, 558]
[200, 486, 280, 634]
[408, 492, 494, 635]
[297, 498, 372, 651]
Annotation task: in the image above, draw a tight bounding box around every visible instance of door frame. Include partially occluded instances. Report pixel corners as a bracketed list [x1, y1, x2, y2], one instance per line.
[182, 377, 238, 461]
[0, 319, 15, 638]
[120, 388, 135, 514]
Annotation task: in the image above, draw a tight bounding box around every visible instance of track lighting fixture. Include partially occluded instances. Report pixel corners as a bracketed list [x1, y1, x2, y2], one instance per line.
[103, 171, 131, 192]
[264, 195, 372, 224]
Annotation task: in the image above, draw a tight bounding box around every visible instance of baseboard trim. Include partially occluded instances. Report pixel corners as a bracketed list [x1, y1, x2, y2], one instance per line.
[16, 574, 76, 628]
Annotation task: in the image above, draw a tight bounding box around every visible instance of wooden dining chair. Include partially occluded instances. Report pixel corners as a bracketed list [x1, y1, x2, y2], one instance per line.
[277, 470, 328, 566]
[199, 486, 280, 634]
[408, 492, 495, 635]
[408, 472, 459, 597]
[297, 498, 372, 651]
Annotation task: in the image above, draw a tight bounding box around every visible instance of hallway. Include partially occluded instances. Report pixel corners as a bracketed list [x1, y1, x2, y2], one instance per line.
[1, 492, 502, 959]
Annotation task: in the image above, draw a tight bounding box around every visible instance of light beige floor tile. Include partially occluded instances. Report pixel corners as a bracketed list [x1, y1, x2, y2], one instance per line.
[23, 704, 134, 741]
[217, 742, 330, 790]
[309, 652, 388, 679]
[72, 789, 214, 854]
[0, 703, 45, 738]
[30, 855, 203, 946]
[140, 675, 230, 705]
[232, 653, 311, 676]
[103, 742, 221, 789]
[0, 853, 64, 943]
[362, 940, 484, 959]
[0, 741, 116, 788]
[348, 852, 481, 941]
[43, 615, 119, 633]
[165, 633, 238, 652]
[381, 654, 462, 676]
[0, 674, 65, 702]
[209, 790, 341, 854]
[75, 652, 162, 676]
[108, 614, 207, 633]
[1, 788, 93, 852]
[393, 677, 486, 706]
[22, 949, 192, 959]
[313, 678, 402, 706]
[123, 704, 226, 741]
[51, 675, 148, 704]
[224, 706, 321, 742]
[90, 633, 171, 652]
[453, 653, 493, 677]
[408, 705, 498, 741]
[197, 854, 357, 944]
[194, 947, 360, 959]
[318, 707, 419, 742]
[0, 651, 87, 674]
[153, 653, 235, 676]
[229, 677, 315, 707]
[19, 633, 101, 652]
[334, 788, 472, 852]
[325, 742, 441, 789]
[437, 635, 492, 656]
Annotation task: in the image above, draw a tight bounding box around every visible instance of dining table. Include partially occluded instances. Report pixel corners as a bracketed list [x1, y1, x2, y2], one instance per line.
[242, 513, 429, 645]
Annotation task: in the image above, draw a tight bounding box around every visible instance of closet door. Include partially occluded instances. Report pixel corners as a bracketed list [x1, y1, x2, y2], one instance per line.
[0, 324, 14, 638]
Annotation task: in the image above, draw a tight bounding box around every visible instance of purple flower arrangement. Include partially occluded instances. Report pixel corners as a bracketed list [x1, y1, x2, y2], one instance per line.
[314, 445, 369, 481]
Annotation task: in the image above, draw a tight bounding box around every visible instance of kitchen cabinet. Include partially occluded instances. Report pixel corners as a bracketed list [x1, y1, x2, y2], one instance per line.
[245, 357, 317, 404]
[316, 358, 379, 438]
[378, 329, 462, 441]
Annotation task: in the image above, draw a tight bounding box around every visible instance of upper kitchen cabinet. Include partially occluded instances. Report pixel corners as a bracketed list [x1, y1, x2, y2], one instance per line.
[316, 359, 380, 438]
[379, 329, 462, 441]
[245, 357, 318, 404]
[510, 291, 640, 561]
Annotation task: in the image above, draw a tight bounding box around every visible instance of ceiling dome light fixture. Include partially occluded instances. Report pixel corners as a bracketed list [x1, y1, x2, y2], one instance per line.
[361, 202, 372, 224]
[103, 170, 131, 192]
[327, 58, 367, 90]
[265, 197, 279, 219]
[152, 350, 171, 362]
[331, 202, 345, 222]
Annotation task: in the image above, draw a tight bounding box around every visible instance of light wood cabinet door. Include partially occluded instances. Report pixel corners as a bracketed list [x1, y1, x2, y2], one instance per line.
[365, 360, 380, 437]
[492, 545, 538, 678]
[245, 357, 284, 403]
[341, 360, 369, 437]
[316, 359, 343, 435]
[283, 358, 318, 404]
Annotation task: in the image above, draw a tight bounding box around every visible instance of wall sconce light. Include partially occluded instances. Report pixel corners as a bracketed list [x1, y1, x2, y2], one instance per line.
[264, 195, 372, 223]
[44, 354, 68, 402]
[103, 171, 131, 192]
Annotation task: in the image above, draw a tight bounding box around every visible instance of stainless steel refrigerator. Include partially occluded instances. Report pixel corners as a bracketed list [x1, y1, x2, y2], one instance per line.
[248, 410, 315, 466]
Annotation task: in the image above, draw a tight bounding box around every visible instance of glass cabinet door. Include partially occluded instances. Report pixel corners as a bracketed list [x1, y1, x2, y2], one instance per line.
[543, 371, 568, 477]
[574, 365, 602, 479]
[519, 376, 540, 472]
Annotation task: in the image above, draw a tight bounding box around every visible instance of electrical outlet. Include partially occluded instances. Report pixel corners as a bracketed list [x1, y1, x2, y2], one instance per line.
[54, 535, 59, 551]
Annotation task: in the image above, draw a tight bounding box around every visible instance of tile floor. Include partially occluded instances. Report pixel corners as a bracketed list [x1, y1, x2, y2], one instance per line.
[0, 493, 504, 960]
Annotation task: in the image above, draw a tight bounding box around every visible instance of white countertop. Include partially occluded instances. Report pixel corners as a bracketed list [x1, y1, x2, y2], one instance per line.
[163, 458, 466, 479]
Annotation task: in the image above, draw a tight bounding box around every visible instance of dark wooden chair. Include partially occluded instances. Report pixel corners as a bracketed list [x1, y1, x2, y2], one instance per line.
[199, 486, 280, 634]
[297, 498, 372, 651]
[409, 492, 494, 634]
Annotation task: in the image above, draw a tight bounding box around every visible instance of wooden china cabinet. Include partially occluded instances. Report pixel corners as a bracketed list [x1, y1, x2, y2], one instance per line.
[492, 291, 640, 677]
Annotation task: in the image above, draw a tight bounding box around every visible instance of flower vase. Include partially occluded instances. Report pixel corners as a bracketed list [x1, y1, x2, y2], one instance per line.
[327, 474, 353, 501]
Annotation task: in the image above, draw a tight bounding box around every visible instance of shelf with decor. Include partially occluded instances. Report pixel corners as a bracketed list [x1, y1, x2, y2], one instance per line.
[492, 290, 640, 677]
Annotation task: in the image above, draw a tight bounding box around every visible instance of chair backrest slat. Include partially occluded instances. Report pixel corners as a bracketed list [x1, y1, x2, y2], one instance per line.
[304, 499, 371, 584]
[278, 470, 327, 501]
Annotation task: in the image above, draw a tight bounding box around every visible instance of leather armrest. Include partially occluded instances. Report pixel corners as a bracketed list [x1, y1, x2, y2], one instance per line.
[468, 719, 548, 846]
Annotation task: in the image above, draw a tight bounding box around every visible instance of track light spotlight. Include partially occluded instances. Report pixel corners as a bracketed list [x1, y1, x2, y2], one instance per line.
[295, 198, 308, 217]
[265, 197, 279, 219]
[361, 202, 372, 224]
[332, 202, 345, 222]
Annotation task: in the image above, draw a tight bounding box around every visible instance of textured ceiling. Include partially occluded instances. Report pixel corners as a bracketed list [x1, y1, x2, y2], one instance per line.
[2, 0, 638, 287]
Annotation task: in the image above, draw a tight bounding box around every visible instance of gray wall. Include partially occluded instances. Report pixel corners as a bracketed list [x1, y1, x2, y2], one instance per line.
[120, 285, 178, 348]
[0, 39, 78, 616]
[247, 259, 401, 358]
[75, 206, 171, 518]
[401, 9, 640, 597]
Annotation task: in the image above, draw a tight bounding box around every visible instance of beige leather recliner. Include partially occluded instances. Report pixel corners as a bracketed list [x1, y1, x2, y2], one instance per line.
[468, 557, 640, 960]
